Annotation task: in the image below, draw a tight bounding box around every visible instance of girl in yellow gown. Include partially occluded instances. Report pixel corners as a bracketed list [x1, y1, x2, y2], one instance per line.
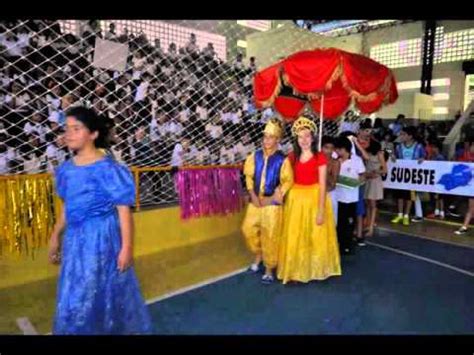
[277, 117, 341, 284]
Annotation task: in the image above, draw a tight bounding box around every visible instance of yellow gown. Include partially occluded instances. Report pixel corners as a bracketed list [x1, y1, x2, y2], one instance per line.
[277, 156, 341, 283]
[241, 151, 293, 269]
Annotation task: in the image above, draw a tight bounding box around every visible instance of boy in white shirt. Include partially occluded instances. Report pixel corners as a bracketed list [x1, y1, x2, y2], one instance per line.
[335, 136, 366, 255]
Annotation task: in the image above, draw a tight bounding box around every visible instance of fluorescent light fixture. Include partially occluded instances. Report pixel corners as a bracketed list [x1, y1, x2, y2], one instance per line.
[433, 93, 450, 101]
[433, 107, 449, 114]
[237, 40, 247, 48]
[397, 78, 451, 91]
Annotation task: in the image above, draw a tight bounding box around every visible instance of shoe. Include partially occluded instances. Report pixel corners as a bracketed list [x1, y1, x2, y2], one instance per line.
[439, 212, 445, 219]
[448, 210, 461, 218]
[427, 213, 437, 219]
[403, 216, 410, 226]
[411, 216, 423, 223]
[454, 227, 468, 235]
[357, 238, 366, 247]
[261, 274, 274, 284]
[247, 263, 260, 273]
[391, 215, 403, 224]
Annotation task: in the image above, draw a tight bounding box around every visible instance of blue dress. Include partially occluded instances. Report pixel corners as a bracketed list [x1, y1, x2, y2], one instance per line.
[53, 156, 154, 334]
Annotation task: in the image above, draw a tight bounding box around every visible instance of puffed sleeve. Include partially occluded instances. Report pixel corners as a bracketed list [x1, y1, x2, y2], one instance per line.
[243, 152, 255, 192]
[54, 162, 67, 200]
[278, 157, 294, 197]
[98, 161, 136, 206]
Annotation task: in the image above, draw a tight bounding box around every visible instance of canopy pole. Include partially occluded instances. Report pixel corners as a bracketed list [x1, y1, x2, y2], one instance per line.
[318, 94, 324, 151]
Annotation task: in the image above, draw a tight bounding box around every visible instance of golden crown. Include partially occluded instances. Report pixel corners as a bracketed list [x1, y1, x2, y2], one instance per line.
[263, 117, 284, 138]
[291, 116, 317, 137]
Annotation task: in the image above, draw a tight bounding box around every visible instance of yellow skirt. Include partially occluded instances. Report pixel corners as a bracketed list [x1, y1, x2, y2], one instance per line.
[277, 184, 342, 284]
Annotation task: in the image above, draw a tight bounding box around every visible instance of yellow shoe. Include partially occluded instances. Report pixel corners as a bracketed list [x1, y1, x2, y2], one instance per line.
[391, 215, 403, 224]
[403, 216, 410, 226]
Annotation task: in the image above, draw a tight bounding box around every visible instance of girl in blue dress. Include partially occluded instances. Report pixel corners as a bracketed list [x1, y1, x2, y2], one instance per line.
[48, 106, 154, 334]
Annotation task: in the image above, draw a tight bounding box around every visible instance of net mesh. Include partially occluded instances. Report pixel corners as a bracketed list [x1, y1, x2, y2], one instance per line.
[0, 19, 393, 208]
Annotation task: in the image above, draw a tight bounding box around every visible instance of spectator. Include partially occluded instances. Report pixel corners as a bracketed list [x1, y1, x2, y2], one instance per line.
[153, 38, 163, 58]
[24, 110, 49, 142]
[454, 142, 474, 235]
[339, 110, 359, 134]
[219, 135, 236, 165]
[44, 131, 67, 172]
[118, 27, 129, 43]
[205, 115, 223, 140]
[5, 81, 31, 112]
[335, 136, 366, 255]
[134, 73, 151, 103]
[234, 132, 255, 162]
[185, 33, 199, 56]
[390, 126, 426, 226]
[170, 136, 191, 168]
[104, 23, 117, 41]
[46, 83, 62, 114]
[461, 113, 474, 154]
[363, 139, 387, 237]
[426, 140, 446, 219]
[202, 43, 215, 59]
[249, 56, 257, 73]
[0, 140, 11, 174]
[381, 130, 395, 161]
[131, 125, 152, 167]
[389, 114, 405, 137]
[321, 135, 340, 226]
[190, 139, 210, 165]
[168, 116, 183, 141]
[372, 118, 386, 142]
[20, 133, 46, 174]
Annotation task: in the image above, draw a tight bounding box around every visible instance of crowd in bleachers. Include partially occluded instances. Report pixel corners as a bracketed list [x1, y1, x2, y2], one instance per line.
[0, 19, 273, 175]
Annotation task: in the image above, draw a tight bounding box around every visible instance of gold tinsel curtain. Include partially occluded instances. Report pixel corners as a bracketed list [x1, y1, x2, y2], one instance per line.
[0, 173, 61, 258]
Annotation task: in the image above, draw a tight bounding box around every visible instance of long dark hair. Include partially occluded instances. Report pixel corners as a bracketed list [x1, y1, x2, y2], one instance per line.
[292, 130, 319, 159]
[65, 106, 111, 149]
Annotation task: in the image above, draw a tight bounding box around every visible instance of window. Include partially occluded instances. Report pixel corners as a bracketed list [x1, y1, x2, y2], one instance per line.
[98, 20, 228, 60]
[370, 26, 474, 68]
[237, 20, 271, 32]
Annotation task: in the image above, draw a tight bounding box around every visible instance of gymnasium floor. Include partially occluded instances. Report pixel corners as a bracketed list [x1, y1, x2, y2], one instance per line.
[147, 225, 474, 335]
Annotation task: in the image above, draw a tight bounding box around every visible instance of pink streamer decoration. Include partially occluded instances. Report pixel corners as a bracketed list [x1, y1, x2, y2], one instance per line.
[175, 168, 244, 220]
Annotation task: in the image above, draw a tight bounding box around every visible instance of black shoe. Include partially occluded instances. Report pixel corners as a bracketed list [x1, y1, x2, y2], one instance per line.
[448, 211, 462, 218]
[261, 274, 275, 284]
[357, 238, 366, 247]
[411, 216, 423, 223]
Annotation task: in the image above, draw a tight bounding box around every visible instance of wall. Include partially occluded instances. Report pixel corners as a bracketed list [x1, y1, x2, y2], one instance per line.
[0, 206, 245, 290]
[246, 24, 363, 69]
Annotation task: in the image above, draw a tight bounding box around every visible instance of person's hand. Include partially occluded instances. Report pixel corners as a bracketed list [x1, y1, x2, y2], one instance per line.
[250, 193, 262, 208]
[272, 189, 284, 205]
[48, 235, 61, 265]
[117, 246, 133, 273]
[391, 155, 397, 163]
[316, 211, 324, 225]
[417, 158, 424, 165]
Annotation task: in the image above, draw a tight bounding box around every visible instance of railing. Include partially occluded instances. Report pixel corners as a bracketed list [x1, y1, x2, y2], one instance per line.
[0, 164, 244, 256]
[443, 100, 474, 159]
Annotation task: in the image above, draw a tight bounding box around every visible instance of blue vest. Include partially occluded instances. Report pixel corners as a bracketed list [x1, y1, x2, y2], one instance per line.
[253, 149, 286, 197]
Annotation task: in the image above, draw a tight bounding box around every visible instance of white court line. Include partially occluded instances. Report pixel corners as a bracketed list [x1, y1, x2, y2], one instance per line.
[376, 226, 474, 250]
[366, 240, 474, 278]
[146, 267, 247, 305]
[16, 317, 39, 335]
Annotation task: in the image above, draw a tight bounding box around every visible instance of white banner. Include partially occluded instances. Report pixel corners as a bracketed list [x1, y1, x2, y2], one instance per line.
[92, 38, 129, 72]
[382, 159, 474, 197]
